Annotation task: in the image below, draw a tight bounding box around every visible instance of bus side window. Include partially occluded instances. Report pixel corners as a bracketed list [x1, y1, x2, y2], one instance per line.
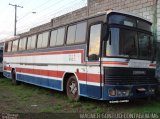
[27, 35, 37, 50]
[66, 22, 87, 45]
[88, 24, 101, 61]
[12, 40, 19, 52]
[7, 41, 12, 52]
[66, 25, 76, 45]
[56, 27, 65, 46]
[50, 30, 58, 47]
[19, 37, 27, 51]
[75, 22, 87, 43]
[37, 32, 49, 49]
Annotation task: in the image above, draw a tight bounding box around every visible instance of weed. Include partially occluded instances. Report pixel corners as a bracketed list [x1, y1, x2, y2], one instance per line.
[95, 107, 105, 113]
[53, 104, 63, 111]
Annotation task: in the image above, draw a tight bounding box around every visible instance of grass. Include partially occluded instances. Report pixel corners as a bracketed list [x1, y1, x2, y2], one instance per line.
[0, 78, 160, 114]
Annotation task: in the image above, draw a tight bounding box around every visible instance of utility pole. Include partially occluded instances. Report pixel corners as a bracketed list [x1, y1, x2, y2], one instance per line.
[9, 3, 23, 36]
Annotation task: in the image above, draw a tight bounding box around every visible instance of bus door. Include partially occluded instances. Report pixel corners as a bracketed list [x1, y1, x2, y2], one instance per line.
[87, 23, 102, 99]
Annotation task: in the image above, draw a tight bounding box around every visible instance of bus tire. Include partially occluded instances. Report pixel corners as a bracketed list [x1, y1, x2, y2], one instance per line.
[11, 69, 19, 85]
[66, 75, 80, 101]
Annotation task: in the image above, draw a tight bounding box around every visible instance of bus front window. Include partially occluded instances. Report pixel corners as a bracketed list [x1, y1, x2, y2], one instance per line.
[119, 29, 137, 58]
[106, 28, 153, 60]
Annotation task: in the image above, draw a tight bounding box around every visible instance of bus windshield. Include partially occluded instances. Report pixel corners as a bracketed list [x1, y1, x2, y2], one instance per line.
[106, 13, 153, 60]
[106, 28, 153, 60]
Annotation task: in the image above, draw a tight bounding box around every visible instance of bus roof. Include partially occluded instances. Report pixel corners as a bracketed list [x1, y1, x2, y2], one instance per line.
[4, 36, 20, 42]
[105, 10, 151, 24]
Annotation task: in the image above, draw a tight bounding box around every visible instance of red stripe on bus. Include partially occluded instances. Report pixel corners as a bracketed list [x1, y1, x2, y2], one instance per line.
[76, 72, 101, 83]
[149, 64, 156, 67]
[4, 50, 84, 57]
[87, 61, 128, 66]
[102, 61, 128, 65]
[4, 66, 101, 83]
[4, 66, 12, 71]
[16, 68, 64, 78]
[4, 50, 84, 63]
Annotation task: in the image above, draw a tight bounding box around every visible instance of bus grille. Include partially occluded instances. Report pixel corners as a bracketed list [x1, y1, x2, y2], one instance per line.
[104, 67, 158, 85]
[104, 76, 157, 85]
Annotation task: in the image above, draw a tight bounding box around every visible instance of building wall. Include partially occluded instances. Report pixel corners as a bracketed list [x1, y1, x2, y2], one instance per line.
[21, 0, 159, 42]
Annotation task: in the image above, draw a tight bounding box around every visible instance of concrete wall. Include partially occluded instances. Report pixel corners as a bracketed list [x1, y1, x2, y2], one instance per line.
[20, 0, 160, 42]
[20, 7, 88, 35]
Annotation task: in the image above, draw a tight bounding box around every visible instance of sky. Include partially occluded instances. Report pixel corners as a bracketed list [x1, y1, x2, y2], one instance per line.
[0, 0, 87, 41]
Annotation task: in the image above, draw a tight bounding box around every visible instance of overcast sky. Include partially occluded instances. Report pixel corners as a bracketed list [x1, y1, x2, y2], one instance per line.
[0, 0, 87, 41]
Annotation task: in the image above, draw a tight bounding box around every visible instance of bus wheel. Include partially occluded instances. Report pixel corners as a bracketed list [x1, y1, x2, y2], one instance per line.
[11, 69, 19, 85]
[66, 75, 80, 101]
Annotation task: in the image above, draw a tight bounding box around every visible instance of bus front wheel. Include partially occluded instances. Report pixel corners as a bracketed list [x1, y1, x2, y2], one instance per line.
[66, 75, 80, 101]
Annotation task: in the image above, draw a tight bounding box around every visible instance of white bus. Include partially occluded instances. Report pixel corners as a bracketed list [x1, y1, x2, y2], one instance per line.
[3, 10, 158, 101]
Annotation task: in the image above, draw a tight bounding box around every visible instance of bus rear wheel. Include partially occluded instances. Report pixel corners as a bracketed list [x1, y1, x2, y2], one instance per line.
[66, 76, 80, 101]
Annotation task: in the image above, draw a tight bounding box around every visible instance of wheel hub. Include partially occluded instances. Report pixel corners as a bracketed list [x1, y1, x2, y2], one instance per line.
[69, 82, 77, 95]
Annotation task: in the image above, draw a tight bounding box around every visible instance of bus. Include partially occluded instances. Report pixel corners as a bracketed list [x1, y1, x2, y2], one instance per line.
[3, 10, 158, 101]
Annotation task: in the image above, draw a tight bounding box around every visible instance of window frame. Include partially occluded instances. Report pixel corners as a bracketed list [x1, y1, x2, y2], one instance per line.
[56, 27, 66, 46]
[49, 29, 58, 47]
[66, 24, 76, 45]
[104, 25, 153, 60]
[37, 31, 49, 49]
[27, 34, 37, 50]
[5, 41, 12, 52]
[19, 37, 27, 51]
[49, 27, 66, 47]
[75, 22, 87, 44]
[107, 12, 152, 32]
[42, 31, 49, 48]
[66, 21, 87, 46]
[87, 22, 103, 61]
[37, 33, 43, 49]
[4, 42, 8, 52]
[12, 39, 19, 52]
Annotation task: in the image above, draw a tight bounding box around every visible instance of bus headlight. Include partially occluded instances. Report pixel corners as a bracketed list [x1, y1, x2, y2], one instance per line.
[108, 89, 130, 97]
[116, 90, 130, 97]
[108, 89, 116, 96]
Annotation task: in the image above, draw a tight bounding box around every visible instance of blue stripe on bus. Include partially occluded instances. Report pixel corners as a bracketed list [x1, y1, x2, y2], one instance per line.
[3, 71, 11, 79]
[79, 84, 101, 99]
[3, 71, 102, 100]
[16, 73, 62, 91]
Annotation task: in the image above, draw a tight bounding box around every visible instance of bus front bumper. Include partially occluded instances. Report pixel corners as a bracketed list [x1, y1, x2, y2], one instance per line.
[102, 84, 157, 101]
